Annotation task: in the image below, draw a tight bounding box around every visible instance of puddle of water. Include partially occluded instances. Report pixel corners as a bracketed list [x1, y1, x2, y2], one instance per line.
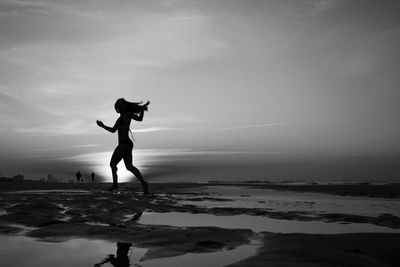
[7, 224, 39, 235]
[142, 242, 259, 267]
[138, 211, 400, 234]
[0, 235, 118, 267]
[178, 186, 400, 217]
[0, 235, 257, 267]
[59, 216, 72, 222]
[85, 222, 110, 227]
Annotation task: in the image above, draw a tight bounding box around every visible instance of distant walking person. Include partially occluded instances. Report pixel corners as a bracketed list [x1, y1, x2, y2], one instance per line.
[76, 171, 81, 183]
[91, 172, 96, 183]
[96, 98, 150, 193]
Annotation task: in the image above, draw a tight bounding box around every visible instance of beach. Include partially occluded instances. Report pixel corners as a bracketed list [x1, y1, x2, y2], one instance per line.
[1, 181, 399, 266]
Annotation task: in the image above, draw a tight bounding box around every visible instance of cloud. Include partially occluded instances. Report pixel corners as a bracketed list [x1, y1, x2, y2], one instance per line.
[12, 121, 213, 136]
[73, 144, 102, 148]
[31, 83, 80, 98]
[308, 0, 341, 11]
[134, 127, 172, 133]
[0, 0, 227, 66]
[0, 1, 229, 125]
[128, 121, 287, 136]
[0, 0, 48, 18]
[13, 119, 95, 136]
[86, 12, 227, 68]
[133, 122, 287, 132]
[209, 122, 287, 131]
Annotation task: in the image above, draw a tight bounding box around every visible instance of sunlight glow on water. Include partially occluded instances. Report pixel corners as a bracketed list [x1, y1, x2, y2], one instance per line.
[67, 150, 149, 183]
[64, 149, 400, 183]
[70, 148, 210, 183]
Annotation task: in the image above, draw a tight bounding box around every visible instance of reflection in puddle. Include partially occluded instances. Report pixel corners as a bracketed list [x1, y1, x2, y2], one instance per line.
[123, 211, 143, 222]
[0, 235, 257, 267]
[0, 235, 115, 267]
[94, 242, 147, 267]
[138, 211, 400, 234]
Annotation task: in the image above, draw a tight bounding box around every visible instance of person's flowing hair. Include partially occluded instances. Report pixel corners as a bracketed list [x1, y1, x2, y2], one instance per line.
[114, 98, 149, 113]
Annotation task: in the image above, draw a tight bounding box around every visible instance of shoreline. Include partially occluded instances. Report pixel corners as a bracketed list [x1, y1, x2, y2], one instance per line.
[1, 181, 400, 198]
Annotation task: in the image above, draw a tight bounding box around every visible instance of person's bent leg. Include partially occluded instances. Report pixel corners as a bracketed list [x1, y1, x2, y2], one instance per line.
[110, 146, 124, 189]
[124, 154, 148, 194]
[110, 164, 118, 188]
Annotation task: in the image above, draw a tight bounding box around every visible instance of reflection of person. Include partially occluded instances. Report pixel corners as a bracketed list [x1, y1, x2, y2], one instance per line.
[94, 242, 132, 267]
[91, 172, 96, 183]
[96, 98, 150, 193]
[130, 211, 143, 222]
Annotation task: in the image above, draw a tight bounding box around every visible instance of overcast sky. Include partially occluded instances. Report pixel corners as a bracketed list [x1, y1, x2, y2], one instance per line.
[1, 0, 400, 182]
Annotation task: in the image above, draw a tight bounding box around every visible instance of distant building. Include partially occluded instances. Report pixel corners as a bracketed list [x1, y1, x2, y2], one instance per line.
[13, 174, 24, 182]
[47, 174, 59, 183]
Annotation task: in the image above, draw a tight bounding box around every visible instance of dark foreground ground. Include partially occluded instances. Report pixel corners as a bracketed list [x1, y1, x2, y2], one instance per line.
[1, 181, 399, 266]
[228, 232, 400, 267]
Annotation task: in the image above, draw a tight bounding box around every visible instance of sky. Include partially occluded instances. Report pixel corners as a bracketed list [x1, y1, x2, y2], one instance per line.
[1, 0, 400, 183]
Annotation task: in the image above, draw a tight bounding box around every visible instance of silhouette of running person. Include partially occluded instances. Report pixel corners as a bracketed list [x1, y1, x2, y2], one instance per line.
[76, 171, 81, 183]
[94, 242, 132, 267]
[96, 98, 150, 193]
[91, 171, 96, 183]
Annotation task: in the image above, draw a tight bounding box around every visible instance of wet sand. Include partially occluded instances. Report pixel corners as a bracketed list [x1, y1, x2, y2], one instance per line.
[1, 181, 399, 266]
[228, 232, 400, 267]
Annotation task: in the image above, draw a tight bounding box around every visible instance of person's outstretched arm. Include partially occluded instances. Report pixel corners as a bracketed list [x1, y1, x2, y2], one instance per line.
[96, 120, 118, 133]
